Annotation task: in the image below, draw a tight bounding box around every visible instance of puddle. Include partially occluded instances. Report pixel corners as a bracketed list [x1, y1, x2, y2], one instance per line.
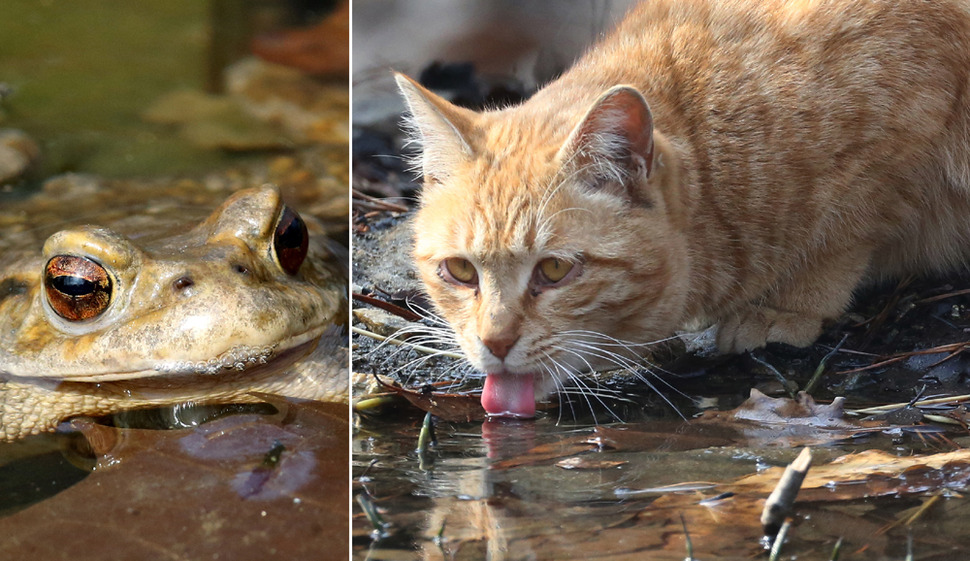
[354, 402, 970, 560]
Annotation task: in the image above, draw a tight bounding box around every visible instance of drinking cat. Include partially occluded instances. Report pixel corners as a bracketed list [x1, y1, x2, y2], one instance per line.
[395, 0, 970, 418]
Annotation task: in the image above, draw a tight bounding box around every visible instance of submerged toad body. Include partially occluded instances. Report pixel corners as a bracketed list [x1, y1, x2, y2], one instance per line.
[0, 185, 346, 440]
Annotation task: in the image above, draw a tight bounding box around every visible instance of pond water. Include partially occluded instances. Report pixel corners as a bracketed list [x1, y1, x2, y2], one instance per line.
[1, 0, 218, 179]
[353, 371, 970, 561]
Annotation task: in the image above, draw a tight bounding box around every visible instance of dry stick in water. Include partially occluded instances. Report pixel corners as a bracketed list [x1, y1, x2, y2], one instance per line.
[761, 447, 813, 536]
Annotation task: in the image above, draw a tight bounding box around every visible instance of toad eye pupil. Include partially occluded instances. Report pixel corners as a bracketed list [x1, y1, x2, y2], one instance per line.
[52, 275, 96, 297]
[273, 205, 309, 275]
[44, 255, 112, 322]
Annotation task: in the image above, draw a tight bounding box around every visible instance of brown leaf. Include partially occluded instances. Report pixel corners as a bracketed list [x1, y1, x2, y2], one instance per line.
[736, 448, 970, 501]
[376, 376, 487, 422]
[694, 389, 889, 447]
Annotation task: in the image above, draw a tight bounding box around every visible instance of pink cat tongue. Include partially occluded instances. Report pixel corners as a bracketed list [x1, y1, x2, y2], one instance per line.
[481, 372, 536, 418]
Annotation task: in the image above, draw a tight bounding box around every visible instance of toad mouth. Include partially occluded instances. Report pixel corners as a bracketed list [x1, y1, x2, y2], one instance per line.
[35, 327, 327, 383]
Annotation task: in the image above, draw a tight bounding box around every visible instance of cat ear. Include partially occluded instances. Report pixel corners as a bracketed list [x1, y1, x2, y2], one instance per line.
[394, 73, 477, 183]
[557, 85, 655, 198]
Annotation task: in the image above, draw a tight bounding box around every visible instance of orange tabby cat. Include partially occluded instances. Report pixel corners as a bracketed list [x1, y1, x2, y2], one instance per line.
[396, 0, 970, 418]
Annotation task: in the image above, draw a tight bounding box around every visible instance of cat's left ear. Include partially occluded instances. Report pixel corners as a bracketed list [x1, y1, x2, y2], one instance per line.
[557, 86, 655, 197]
[394, 73, 478, 184]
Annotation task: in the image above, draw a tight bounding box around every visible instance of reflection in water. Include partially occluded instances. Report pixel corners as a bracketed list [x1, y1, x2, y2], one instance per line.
[354, 411, 970, 560]
[481, 418, 537, 460]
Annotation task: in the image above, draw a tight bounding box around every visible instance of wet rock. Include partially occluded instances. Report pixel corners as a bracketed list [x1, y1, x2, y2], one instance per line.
[142, 89, 237, 124]
[180, 119, 290, 152]
[143, 53, 351, 153]
[142, 89, 290, 152]
[0, 129, 40, 186]
[225, 58, 349, 146]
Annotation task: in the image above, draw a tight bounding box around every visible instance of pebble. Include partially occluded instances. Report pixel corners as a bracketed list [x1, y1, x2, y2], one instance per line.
[0, 129, 40, 186]
[353, 307, 416, 339]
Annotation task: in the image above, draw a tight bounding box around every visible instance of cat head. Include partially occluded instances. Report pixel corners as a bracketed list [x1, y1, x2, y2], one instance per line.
[396, 74, 690, 417]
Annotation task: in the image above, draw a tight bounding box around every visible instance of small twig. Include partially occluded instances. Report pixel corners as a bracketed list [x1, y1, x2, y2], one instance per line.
[680, 514, 694, 561]
[352, 326, 463, 359]
[361, 458, 379, 479]
[830, 536, 843, 561]
[432, 519, 447, 547]
[914, 287, 970, 305]
[417, 411, 437, 471]
[903, 494, 940, 527]
[837, 341, 970, 375]
[875, 494, 942, 537]
[353, 200, 401, 213]
[750, 353, 796, 398]
[848, 393, 970, 415]
[925, 345, 969, 369]
[762, 448, 813, 535]
[353, 291, 423, 322]
[351, 188, 410, 213]
[818, 345, 878, 358]
[356, 491, 390, 538]
[416, 411, 436, 453]
[856, 276, 914, 342]
[804, 334, 847, 395]
[768, 519, 792, 561]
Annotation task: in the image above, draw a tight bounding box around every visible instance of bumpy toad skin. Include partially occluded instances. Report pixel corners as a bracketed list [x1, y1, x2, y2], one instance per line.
[0, 185, 346, 440]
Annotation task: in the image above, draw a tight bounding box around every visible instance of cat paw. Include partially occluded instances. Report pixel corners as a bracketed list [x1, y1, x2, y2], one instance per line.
[716, 309, 823, 353]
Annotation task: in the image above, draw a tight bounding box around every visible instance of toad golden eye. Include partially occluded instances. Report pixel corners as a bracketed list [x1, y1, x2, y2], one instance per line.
[538, 258, 573, 283]
[44, 255, 112, 321]
[442, 258, 478, 285]
[273, 205, 309, 275]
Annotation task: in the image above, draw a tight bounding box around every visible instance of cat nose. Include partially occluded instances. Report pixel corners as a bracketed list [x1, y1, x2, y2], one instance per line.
[482, 335, 519, 360]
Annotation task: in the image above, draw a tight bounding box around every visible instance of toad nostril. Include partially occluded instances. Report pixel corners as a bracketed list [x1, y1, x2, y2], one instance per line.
[232, 264, 250, 276]
[173, 276, 195, 291]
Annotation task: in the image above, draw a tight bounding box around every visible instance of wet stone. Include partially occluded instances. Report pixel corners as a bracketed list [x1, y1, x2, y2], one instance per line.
[353, 307, 416, 339]
[0, 129, 39, 186]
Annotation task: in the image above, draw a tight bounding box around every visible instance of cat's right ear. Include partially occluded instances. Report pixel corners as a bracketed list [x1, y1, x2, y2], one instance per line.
[394, 73, 477, 184]
[557, 86, 656, 202]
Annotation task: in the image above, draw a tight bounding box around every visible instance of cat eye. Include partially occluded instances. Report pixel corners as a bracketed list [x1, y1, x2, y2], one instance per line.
[533, 257, 580, 289]
[44, 255, 112, 321]
[538, 258, 573, 283]
[441, 257, 478, 286]
[272, 205, 309, 275]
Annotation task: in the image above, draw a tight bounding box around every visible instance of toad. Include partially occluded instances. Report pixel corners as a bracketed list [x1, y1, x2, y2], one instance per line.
[0, 184, 346, 440]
